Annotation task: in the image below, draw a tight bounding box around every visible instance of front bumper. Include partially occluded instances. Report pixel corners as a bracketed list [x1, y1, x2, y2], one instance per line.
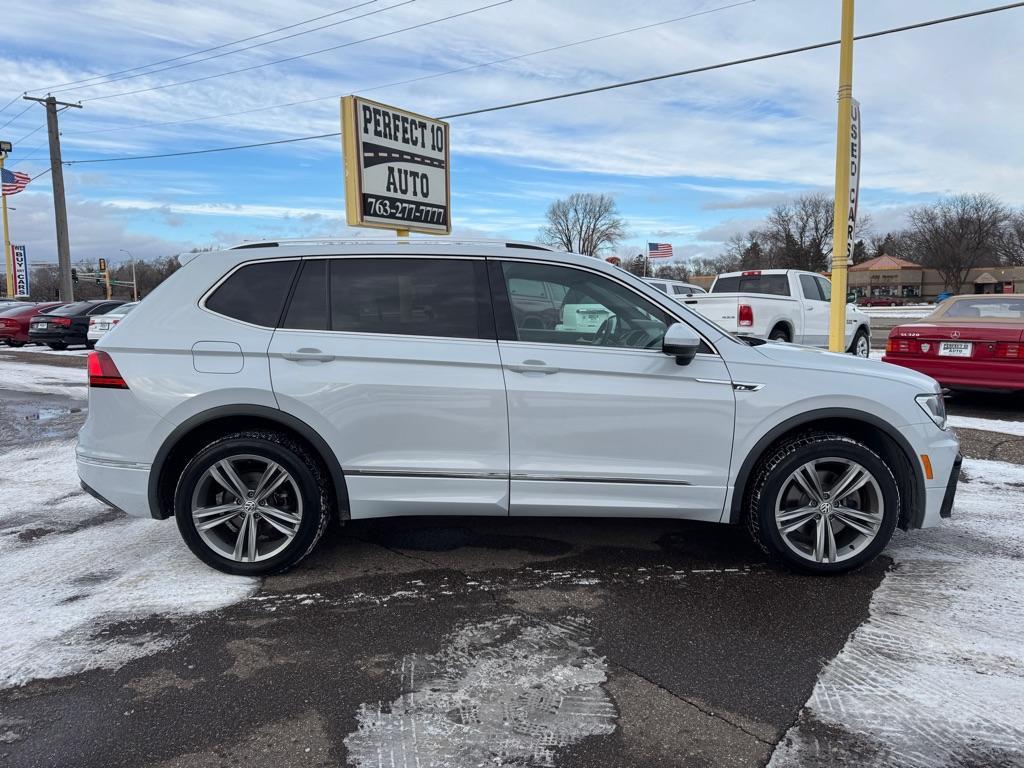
[898, 421, 961, 528]
[940, 453, 963, 519]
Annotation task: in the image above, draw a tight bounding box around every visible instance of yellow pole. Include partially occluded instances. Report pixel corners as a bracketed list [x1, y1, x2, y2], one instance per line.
[828, 0, 855, 352]
[1, 155, 13, 297]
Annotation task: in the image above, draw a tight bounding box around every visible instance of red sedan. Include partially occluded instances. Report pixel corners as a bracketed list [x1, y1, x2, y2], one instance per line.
[0, 302, 64, 347]
[883, 294, 1024, 393]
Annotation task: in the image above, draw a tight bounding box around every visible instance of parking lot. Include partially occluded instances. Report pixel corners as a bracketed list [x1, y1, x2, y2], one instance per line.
[1, 348, 1022, 767]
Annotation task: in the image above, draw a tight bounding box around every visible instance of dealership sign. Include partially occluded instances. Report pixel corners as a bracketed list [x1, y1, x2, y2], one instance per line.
[842, 99, 861, 266]
[11, 244, 29, 297]
[341, 96, 451, 235]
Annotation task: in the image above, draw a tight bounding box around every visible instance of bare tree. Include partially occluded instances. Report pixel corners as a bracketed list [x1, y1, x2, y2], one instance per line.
[539, 193, 626, 256]
[907, 194, 1008, 291]
[653, 262, 692, 282]
[997, 209, 1024, 266]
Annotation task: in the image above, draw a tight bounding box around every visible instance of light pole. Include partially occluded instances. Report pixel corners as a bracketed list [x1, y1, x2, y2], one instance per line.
[119, 248, 137, 301]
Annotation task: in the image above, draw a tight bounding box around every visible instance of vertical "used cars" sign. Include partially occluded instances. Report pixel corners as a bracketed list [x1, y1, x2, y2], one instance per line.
[341, 96, 451, 235]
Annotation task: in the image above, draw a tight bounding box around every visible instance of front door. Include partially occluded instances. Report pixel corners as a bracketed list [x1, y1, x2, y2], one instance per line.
[268, 256, 509, 518]
[490, 260, 736, 521]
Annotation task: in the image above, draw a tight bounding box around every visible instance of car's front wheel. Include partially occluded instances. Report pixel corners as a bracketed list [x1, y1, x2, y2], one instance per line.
[746, 432, 899, 574]
[174, 431, 331, 576]
[848, 328, 871, 358]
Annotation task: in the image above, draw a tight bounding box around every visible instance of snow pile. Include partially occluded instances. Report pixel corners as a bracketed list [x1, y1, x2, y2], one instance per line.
[948, 415, 1024, 438]
[770, 458, 1024, 767]
[345, 615, 615, 767]
[0, 360, 86, 398]
[0, 438, 257, 689]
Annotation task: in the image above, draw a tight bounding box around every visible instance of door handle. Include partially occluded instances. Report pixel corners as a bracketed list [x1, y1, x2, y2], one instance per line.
[282, 348, 334, 363]
[507, 359, 559, 375]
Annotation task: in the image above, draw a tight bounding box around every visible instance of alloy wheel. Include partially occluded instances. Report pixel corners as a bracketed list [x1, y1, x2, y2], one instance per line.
[190, 454, 303, 563]
[774, 457, 883, 564]
[855, 334, 870, 357]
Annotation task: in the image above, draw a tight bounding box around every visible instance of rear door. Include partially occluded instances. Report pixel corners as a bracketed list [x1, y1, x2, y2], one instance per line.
[491, 259, 736, 521]
[798, 274, 829, 347]
[268, 256, 510, 518]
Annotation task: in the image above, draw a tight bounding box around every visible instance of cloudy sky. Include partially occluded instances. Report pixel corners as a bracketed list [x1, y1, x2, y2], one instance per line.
[1, 0, 1022, 266]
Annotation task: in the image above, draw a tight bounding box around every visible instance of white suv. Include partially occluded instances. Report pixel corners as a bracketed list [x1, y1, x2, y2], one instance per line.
[77, 239, 960, 576]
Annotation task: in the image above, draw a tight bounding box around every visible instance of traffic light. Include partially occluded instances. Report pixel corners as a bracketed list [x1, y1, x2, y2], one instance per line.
[98, 258, 107, 272]
[71, 268, 78, 284]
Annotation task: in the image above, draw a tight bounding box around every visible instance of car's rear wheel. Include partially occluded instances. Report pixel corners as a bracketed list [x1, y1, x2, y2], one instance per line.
[848, 328, 870, 358]
[47, 342, 67, 350]
[746, 432, 899, 574]
[768, 326, 790, 343]
[174, 431, 331, 576]
[5, 340, 24, 347]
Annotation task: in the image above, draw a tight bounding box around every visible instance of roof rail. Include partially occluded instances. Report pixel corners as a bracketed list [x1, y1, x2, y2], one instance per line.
[227, 237, 556, 252]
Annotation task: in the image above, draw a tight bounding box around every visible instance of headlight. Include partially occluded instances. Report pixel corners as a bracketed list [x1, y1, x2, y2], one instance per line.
[915, 393, 947, 430]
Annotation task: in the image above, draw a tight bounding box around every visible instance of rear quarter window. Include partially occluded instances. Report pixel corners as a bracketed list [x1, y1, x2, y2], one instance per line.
[205, 260, 299, 326]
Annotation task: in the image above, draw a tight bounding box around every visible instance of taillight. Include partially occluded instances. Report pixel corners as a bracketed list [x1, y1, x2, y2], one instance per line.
[886, 337, 918, 354]
[741, 270, 762, 276]
[738, 304, 754, 327]
[88, 317, 97, 326]
[87, 351, 129, 389]
[995, 342, 1023, 360]
[52, 316, 72, 327]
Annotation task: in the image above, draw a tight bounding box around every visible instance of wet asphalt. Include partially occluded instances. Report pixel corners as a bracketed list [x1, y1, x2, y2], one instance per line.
[1, 348, 1022, 768]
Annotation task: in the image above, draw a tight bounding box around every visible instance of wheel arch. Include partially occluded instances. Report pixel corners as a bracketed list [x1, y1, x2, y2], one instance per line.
[148, 405, 349, 521]
[768, 319, 793, 341]
[729, 408, 925, 530]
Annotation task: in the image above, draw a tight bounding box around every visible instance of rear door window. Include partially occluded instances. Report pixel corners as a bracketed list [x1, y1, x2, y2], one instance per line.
[282, 260, 329, 331]
[328, 258, 493, 339]
[800, 274, 824, 301]
[205, 260, 299, 326]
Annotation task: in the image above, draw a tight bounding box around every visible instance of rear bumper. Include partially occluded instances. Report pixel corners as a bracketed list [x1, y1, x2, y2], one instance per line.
[76, 452, 153, 518]
[29, 330, 86, 345]
[882, 355, 1024, 392]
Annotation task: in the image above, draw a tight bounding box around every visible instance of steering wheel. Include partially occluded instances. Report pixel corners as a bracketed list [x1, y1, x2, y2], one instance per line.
[594, 315, 620, 346]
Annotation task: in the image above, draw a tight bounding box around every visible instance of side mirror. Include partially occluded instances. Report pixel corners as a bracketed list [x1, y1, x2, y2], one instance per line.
[847, 292, 857, 304]
[662, 323, 701, 366]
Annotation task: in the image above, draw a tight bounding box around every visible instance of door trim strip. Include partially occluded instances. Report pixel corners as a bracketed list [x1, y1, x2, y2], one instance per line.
[510, 473, 692, 486]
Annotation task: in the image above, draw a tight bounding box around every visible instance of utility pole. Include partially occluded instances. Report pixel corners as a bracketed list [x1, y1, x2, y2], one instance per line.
[828, 0, 856, 353]
[24, 95, 82, 302]
[0, 140, 12, 297]
[120, 248, 138, 301]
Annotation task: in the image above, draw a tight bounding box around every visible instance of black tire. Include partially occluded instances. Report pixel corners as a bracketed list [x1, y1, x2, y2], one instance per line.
[768, 325, 790, 343]
[85, 340, 96, 349]
[5, 340, 24, 347]
[174, 430, 331, 576]
[47, 342, 67, 350]
[847, 328, 870, 358]
[745, 432, 899, 575]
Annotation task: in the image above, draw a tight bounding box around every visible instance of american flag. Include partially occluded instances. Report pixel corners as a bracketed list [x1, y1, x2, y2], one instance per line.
[647, 242, 673, 259]
[2, 168, 31, 196]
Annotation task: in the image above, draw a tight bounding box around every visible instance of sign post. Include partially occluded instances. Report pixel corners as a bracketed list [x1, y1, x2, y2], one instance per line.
[828, 0, 858, 353]
[341, 96, 451, 236]
[0, 141, 13, 297]
[11, 244, 29, 297]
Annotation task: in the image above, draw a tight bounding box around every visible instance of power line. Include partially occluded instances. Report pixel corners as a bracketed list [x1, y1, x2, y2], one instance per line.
[76, 0, 514, 103]
[0, 104, 32, 131]
[38, 0, 382, 92]
[48, 0, 410, 96]
[0, 93, 23, 118]
[68, 0, 754, 138]
[61, 0, 1024, 166]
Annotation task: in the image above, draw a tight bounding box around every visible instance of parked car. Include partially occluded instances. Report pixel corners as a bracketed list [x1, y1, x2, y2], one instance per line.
[29, 299, 125, 349]
[77, 239, 959, 577]
[857, 295, 904, 307]
[87, 302, 139, 342]
[0, 301, 63, 347]
[682, 269, 872, 356]
[0, 299, 34, 312]
[883, 294, 1024, 393]
[643, 278, 707, 297]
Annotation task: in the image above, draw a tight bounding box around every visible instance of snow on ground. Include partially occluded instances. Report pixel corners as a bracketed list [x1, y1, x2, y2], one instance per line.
[0, 438, 257, 689]
[0, 359, 86, 397]
[1, 344, 90, 358]
[769, 458, 1024, 767]
[948, 415, 1024, 437]
[345, 615, 615, 768]
[860, 306, 935, 320]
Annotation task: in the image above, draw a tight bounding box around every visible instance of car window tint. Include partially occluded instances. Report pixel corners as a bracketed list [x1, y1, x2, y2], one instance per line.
[649, 282, 667, 293]
[206, 260, 299, 326]
[500, 261, 676, 350]
[48, 301, 94, 316]
[799, 274, 823, 301]
[711, 274, 790, 296]
[282, 260, 329, 330]
[329, 258, 489, 339]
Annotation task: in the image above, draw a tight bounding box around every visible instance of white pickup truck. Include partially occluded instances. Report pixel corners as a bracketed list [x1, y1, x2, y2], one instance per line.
[677, 269, 872, 356]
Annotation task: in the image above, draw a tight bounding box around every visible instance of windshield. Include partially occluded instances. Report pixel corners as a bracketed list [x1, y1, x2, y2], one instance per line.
[712, 274, 790, 296]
